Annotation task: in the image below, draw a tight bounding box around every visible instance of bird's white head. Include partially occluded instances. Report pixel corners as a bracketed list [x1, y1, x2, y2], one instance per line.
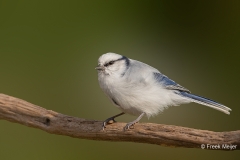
[95, 52, 130, 76]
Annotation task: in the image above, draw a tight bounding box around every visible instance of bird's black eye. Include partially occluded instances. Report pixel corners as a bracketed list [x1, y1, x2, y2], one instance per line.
[104, 61, 114, 67]
[109, 61, 114, 65]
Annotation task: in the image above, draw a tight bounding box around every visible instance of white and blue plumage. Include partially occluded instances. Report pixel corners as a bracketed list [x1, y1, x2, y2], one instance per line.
[95, 53, 231, 130]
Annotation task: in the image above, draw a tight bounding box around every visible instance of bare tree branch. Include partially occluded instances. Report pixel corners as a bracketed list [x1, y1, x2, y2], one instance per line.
[0, 93, 239, 151]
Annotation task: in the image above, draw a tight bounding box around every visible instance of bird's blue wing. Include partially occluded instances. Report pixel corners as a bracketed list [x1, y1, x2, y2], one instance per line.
[153, 72, 190, 93]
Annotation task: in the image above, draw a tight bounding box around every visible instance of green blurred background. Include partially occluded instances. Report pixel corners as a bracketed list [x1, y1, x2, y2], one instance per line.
[0, 0, 239, 159]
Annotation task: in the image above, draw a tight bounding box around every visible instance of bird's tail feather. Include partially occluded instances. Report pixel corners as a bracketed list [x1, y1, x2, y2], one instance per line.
[179, 92, 231, 115]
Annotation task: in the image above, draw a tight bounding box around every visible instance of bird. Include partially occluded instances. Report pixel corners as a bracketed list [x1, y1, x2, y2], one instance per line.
[95, 52, 231, 130]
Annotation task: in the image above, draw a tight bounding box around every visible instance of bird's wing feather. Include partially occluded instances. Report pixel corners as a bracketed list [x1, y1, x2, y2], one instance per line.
[153, 72, 190, 93]
[126, 60, 190, 93]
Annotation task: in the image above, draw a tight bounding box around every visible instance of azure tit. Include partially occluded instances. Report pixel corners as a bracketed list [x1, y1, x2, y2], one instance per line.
[95, 53, 231, 130]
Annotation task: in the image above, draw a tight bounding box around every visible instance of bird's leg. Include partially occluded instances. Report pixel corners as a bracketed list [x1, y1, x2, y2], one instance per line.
[124, 112, 145, 130]
[102, 112, 125, 130]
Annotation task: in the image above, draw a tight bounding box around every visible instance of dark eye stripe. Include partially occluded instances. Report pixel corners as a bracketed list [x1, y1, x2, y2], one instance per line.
[104, 56, 130, 68]
[109, 61, 114, 65]
[104, 60, 114, 67]
[119, 56, 130, 67]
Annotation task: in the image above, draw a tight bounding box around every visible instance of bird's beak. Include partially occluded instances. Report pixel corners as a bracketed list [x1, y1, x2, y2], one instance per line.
[95, 66, 104, 70]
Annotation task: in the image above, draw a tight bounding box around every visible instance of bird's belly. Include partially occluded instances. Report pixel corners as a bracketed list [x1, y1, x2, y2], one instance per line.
[100, 76, 189, 118]
[109, 84, 166, 117]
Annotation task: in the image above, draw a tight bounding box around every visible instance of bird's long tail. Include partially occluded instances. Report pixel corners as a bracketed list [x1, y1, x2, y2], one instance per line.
[179, 92, 231, 114]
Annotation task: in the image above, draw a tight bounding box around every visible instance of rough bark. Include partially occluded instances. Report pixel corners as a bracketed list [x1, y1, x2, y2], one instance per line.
[0, 93, 239, 151]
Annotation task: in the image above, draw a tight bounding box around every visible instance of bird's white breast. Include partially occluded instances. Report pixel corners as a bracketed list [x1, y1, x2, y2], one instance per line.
[98, 70, 190, 118]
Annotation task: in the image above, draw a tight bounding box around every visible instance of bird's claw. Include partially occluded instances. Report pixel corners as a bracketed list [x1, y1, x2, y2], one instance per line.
[102, 118, 116, 130]
[124, 122, 136, 130]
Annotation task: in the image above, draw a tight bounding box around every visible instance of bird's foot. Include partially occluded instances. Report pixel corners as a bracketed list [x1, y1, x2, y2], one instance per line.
[124, 121, 137, 130]
[102, 118, 117, 130]
[102, 112, 125, 130]
[123, 112, 145, 130]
